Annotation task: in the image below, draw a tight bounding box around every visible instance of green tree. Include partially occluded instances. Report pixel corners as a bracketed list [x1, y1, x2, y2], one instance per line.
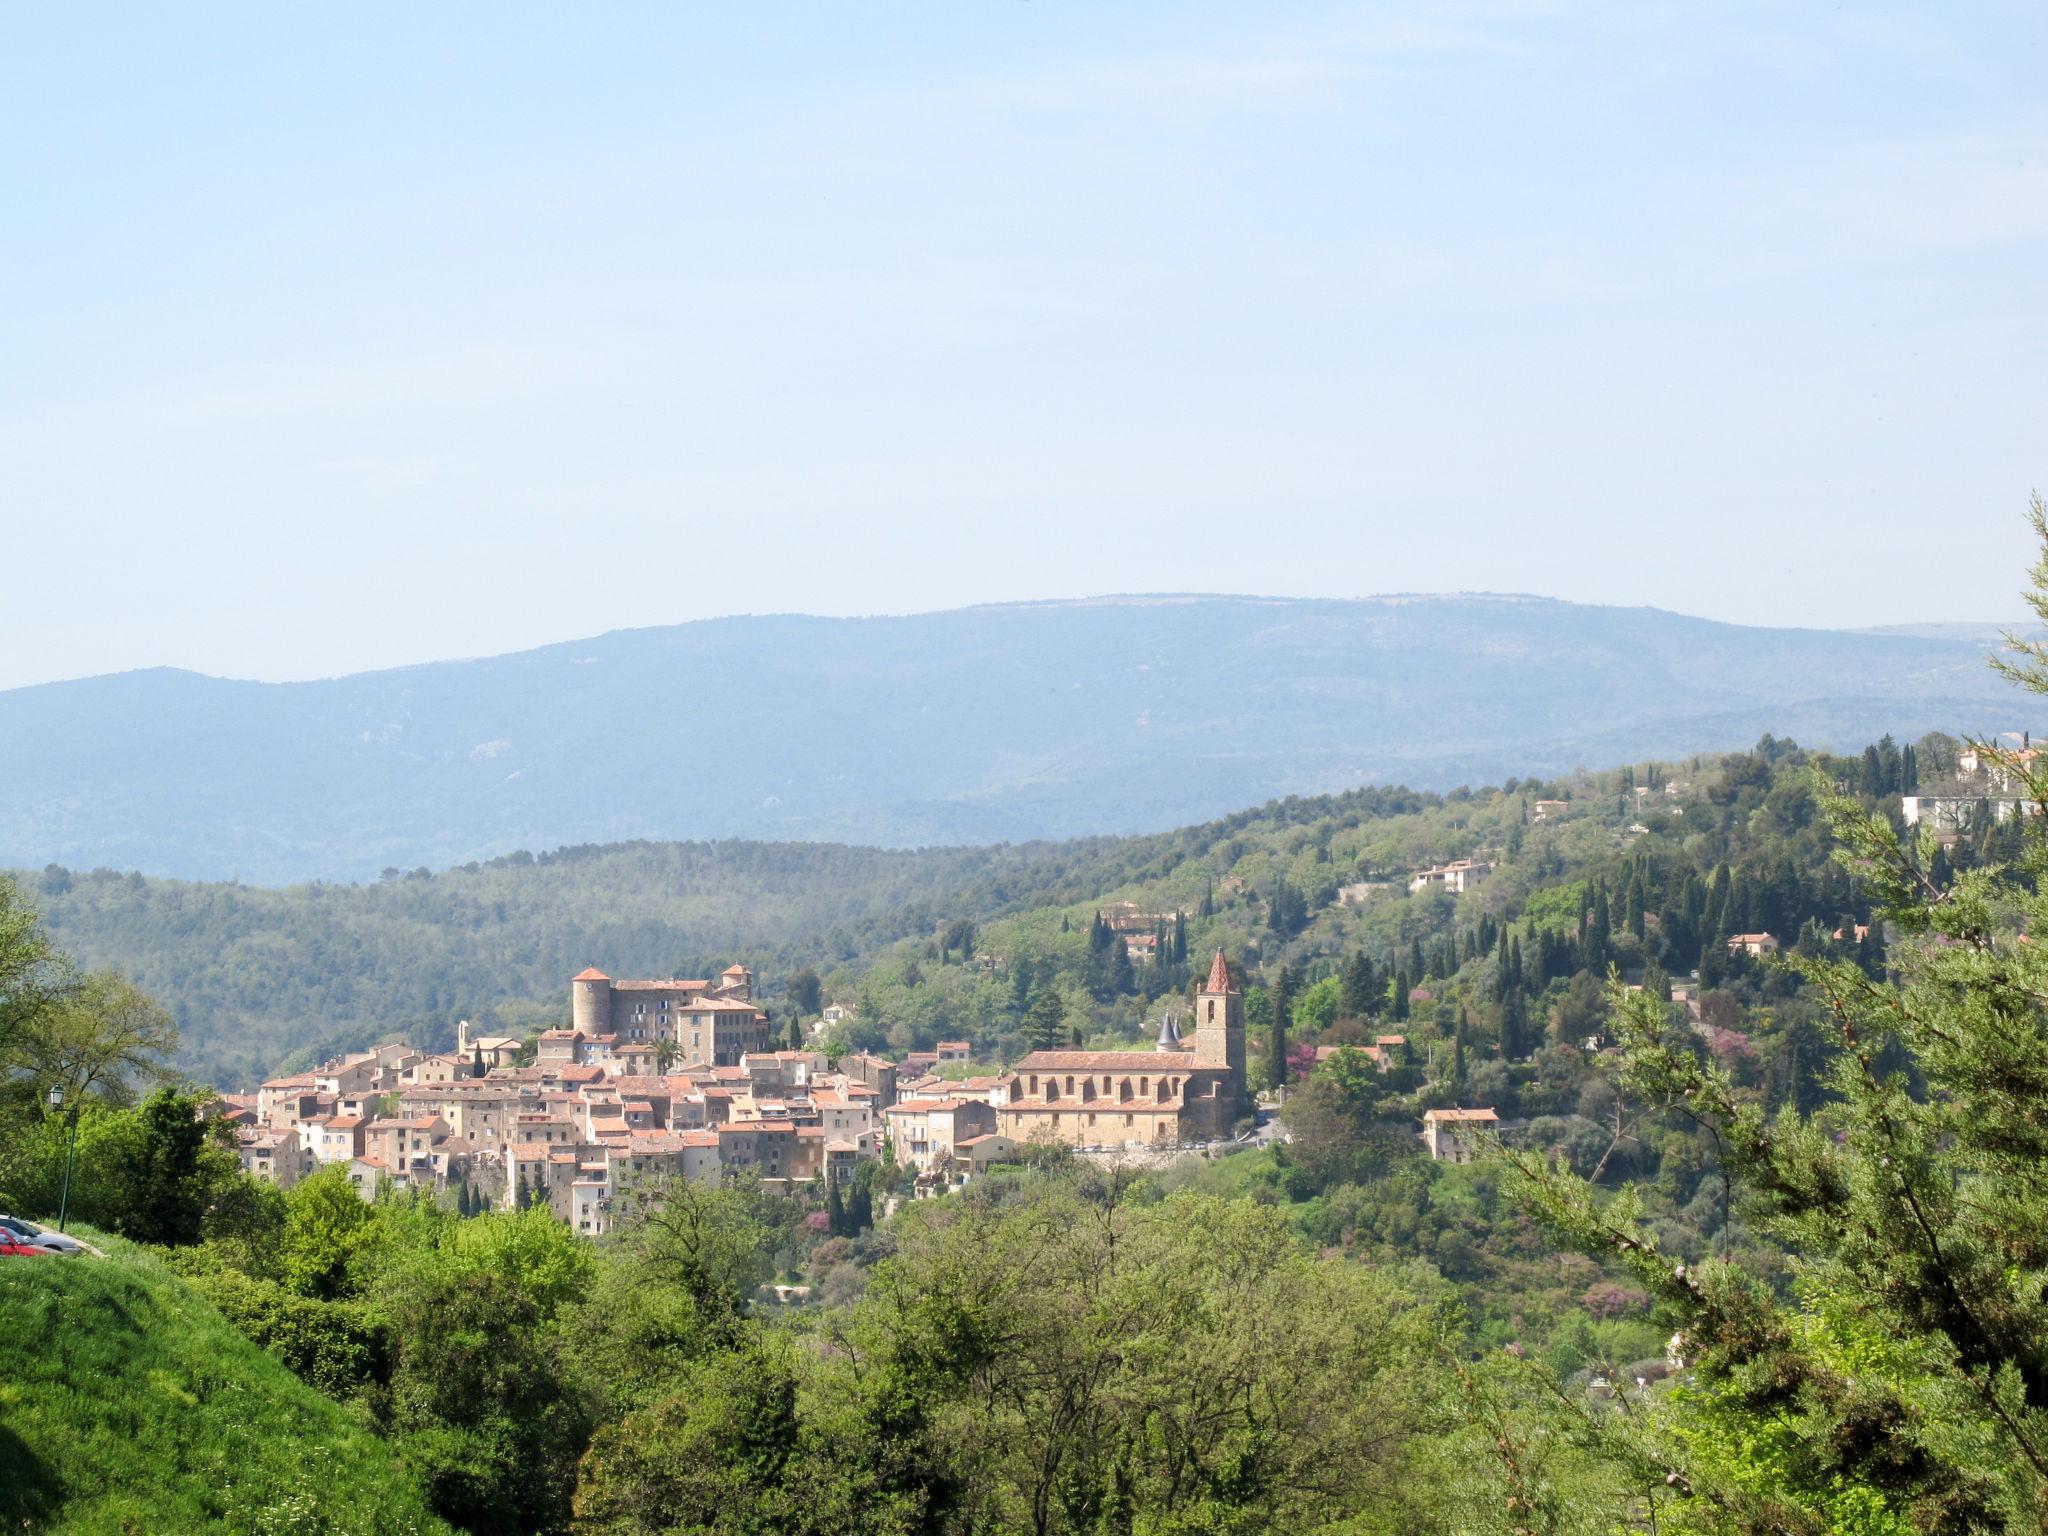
[1023, 988, 1066, 1051]
[116, 1088, 228, 1246]
[787, 966, 824, 1017]
[281, 1163, 377, 1300]
[1266, 967, 1296, 1091]
[17, 970, 179, 1105]
[0, 873, 65, 1067]
[1501, 498, 2048, 1532]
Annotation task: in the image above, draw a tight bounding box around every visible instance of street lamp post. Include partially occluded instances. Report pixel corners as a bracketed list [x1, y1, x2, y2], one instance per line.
[48, 1086, 80, 1234]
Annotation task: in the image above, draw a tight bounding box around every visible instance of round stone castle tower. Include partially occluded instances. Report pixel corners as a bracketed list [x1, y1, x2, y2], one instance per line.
[571, 967, 612, 1034]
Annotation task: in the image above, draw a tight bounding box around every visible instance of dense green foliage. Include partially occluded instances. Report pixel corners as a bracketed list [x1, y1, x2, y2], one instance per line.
[16, 837, 1161, 1084]
[0, 1231, 450, 1535]
[121, 1159, 1581, 1536]
[1496, 499, 2048, 1531]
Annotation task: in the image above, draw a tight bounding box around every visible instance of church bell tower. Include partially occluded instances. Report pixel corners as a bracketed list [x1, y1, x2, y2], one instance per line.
[1192, 949, 1245, 1083]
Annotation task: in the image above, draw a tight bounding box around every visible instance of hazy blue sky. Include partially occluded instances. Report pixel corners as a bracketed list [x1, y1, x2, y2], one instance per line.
[3, 4, 2043, 689]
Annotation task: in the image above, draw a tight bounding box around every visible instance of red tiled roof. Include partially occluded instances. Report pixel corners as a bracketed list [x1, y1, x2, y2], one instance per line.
[572, 967, 610, 982]
[1010, 1051, 1209, 1072]
[1203, 949, 1233, 994]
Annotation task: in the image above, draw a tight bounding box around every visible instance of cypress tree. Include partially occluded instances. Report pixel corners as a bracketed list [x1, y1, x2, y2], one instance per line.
[1500, 988, 1527, 1060]
[1267, 968, 1295, 1091]
[827, 1178, 846, 1237]
[1340, 952, 1374, 1019]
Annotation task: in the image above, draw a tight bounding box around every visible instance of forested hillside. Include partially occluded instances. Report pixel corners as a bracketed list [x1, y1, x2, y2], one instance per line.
[0, 593, 2021, 882]
[15, 722, 2001, 1093]
[15, 838, 1137, 1085]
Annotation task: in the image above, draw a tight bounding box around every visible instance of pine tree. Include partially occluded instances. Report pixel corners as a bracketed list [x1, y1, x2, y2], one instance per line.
[1024, 989, 1066, 1050]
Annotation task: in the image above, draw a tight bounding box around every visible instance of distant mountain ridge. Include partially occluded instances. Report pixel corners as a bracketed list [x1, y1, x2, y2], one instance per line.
[0, 592, 2023, 884]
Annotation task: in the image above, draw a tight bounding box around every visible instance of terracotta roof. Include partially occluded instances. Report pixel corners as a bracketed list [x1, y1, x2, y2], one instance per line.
[600, 1074, 660, 1093]
[1203, 949, 1234, 994]
[1010, 1051, 1208, 1072]
[723, 964, 749, 975]
[1423, 1107, 1500, 1124]
[572, 967, 610, 982]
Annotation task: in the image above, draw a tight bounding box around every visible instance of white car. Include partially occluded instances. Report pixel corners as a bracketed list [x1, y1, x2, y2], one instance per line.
[0, 1214, 85, 1254]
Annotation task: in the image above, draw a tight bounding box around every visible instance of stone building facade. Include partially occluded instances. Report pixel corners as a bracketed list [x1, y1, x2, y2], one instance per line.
[997, 950, 1248, 1148]
[570, 965, 769, 1067]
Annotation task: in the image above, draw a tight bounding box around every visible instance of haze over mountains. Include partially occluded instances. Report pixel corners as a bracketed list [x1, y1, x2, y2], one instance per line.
[0, 593, 2023, 885]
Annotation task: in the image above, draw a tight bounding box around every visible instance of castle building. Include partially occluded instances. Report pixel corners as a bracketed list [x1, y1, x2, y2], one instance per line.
[996, 950, 1248, 1148]
[570, 965, 768, 1068]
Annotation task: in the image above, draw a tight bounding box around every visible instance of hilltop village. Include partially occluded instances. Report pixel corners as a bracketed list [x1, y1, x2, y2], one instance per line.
[227, 952, 1276, 1230]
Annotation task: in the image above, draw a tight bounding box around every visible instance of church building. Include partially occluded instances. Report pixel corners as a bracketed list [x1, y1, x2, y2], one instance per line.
[997, 950, 1249, 1147]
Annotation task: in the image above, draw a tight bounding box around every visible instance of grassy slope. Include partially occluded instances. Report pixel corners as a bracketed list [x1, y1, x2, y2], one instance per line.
[0, 1232, 448, 1536]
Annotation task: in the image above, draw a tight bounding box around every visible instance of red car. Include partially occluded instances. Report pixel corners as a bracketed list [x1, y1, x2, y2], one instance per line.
[0, 1242, 51, 1258]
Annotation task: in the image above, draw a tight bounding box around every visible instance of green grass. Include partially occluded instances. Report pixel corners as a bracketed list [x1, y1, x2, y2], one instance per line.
[0, 1230, 449, 1536]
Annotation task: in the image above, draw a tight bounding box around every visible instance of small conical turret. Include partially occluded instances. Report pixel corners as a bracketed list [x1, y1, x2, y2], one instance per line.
[1155, 1012, 1182, 1051]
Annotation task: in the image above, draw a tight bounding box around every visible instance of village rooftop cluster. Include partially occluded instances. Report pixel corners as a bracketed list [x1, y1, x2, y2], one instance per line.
[218, 952, 1319, 1230]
